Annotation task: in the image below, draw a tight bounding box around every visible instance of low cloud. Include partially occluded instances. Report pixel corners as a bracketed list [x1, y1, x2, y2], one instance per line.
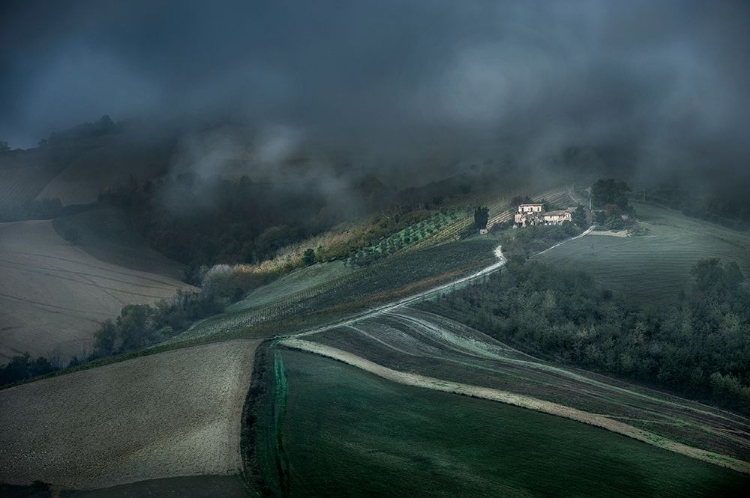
[1, 0, 748, 191]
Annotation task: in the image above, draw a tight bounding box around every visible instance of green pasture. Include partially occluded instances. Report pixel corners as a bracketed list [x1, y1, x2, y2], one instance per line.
[228, 260, 351, 312]
[174, 238, 498, 342]
[536, 202, 750, 304]
[306, 308, 750, 462]
[253, 348, 749, 497]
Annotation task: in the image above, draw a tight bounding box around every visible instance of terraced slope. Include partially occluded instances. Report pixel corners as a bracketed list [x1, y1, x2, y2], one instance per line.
[0, 220, 193, 364]
[0, 339, 259, 489]
[536, 202, 750, 304]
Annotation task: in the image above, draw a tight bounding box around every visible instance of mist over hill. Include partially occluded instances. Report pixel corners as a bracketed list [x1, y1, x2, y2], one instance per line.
[1, 0, 749, 199]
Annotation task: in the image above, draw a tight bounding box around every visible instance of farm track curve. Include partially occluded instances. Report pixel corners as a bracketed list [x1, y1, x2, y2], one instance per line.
[275, 228, 750, 475]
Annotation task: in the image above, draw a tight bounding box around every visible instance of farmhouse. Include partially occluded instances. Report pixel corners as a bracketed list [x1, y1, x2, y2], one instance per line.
[543, 209, 573, 225]
[518, 203, 544, 214]
[514, 203, 574, 227]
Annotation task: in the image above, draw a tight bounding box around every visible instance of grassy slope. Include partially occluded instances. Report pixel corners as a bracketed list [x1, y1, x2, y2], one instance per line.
[0, 219, 193, 364]
[0, 134, 170, 207]
[173, 238, 498, 342]
[0, 339, 259, 490]
[536, 202, 750, 304]
[254, 348, 749, 497]
[228, 260, 351, 312]
[303, 307, 750, 465]
[173, 183, 575, 343]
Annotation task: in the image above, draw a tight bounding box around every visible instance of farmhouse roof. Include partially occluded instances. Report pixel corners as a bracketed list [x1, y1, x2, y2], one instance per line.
[519, 203, 544, 207]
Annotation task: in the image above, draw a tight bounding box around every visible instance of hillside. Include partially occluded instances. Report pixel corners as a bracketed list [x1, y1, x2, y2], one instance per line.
[0, 219, 193, 364]
[252, 345, 749, 497]
[2, 179, 749, 496]
[289, 307, 750, 468]
[536, 202, 750, 304]
[0, 148, 74, 205]
[52, 207, 186, 279]
[36, 135, 172, 205]
[0, 132, 172, 207]
[0, 339, 259, 489]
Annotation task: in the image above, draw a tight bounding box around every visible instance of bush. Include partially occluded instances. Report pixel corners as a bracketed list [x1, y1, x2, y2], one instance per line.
[63, 227, 81, 244]
[303, 248, 316, 266]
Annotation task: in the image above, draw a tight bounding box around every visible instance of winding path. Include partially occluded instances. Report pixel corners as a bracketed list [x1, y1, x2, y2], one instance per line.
[280, 338, 750, 475]
[279, 228, 750, 475]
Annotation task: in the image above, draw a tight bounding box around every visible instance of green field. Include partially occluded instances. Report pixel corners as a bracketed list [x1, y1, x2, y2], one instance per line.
[302, 307, 750, 464]
[228, 261, 352, 312]
[536, 202, 750, 304]
[172, 238, 499, 342]
[253, 348, 749, 497]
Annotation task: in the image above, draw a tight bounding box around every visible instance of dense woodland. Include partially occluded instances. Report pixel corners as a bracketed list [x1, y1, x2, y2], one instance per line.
[422, 257, 750, 413]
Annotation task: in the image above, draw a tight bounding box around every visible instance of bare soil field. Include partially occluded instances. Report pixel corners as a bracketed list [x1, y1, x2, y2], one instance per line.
[0, 220, 193, 364]
[0, 339, 259, 489]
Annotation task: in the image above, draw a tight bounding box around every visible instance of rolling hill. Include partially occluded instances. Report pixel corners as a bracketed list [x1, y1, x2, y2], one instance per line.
[0, 132, 172, 207]
[0, 217, 193, 364]
[0, 339, 259, 490]
[253, 346, 749, 497]
[536, 202, 750, 304]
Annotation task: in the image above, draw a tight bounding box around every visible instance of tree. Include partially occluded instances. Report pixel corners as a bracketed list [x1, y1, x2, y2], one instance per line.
[572, 205, 587, 228]
[591, 179, 631, 209]
[117, 304, 152, 350]
[63, 228, 81, 244]
[94, 320, 118, 356]
[474, 206, 489, 230]
[93, 114, 115, 136]
[0, 141, 10, 152]
[691, 258, 744, 294]
[303, 248, 316, 266]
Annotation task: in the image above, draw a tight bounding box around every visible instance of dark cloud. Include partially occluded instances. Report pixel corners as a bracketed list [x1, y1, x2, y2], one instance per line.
[1, 0, 748, 188]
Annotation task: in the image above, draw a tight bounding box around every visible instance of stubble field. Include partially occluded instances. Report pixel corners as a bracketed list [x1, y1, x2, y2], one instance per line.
[0, 219, 193, 364]
[0, 339, 259, 490]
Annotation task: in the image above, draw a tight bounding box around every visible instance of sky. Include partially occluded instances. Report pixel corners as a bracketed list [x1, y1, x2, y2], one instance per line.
[1, 0, 749, 187]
